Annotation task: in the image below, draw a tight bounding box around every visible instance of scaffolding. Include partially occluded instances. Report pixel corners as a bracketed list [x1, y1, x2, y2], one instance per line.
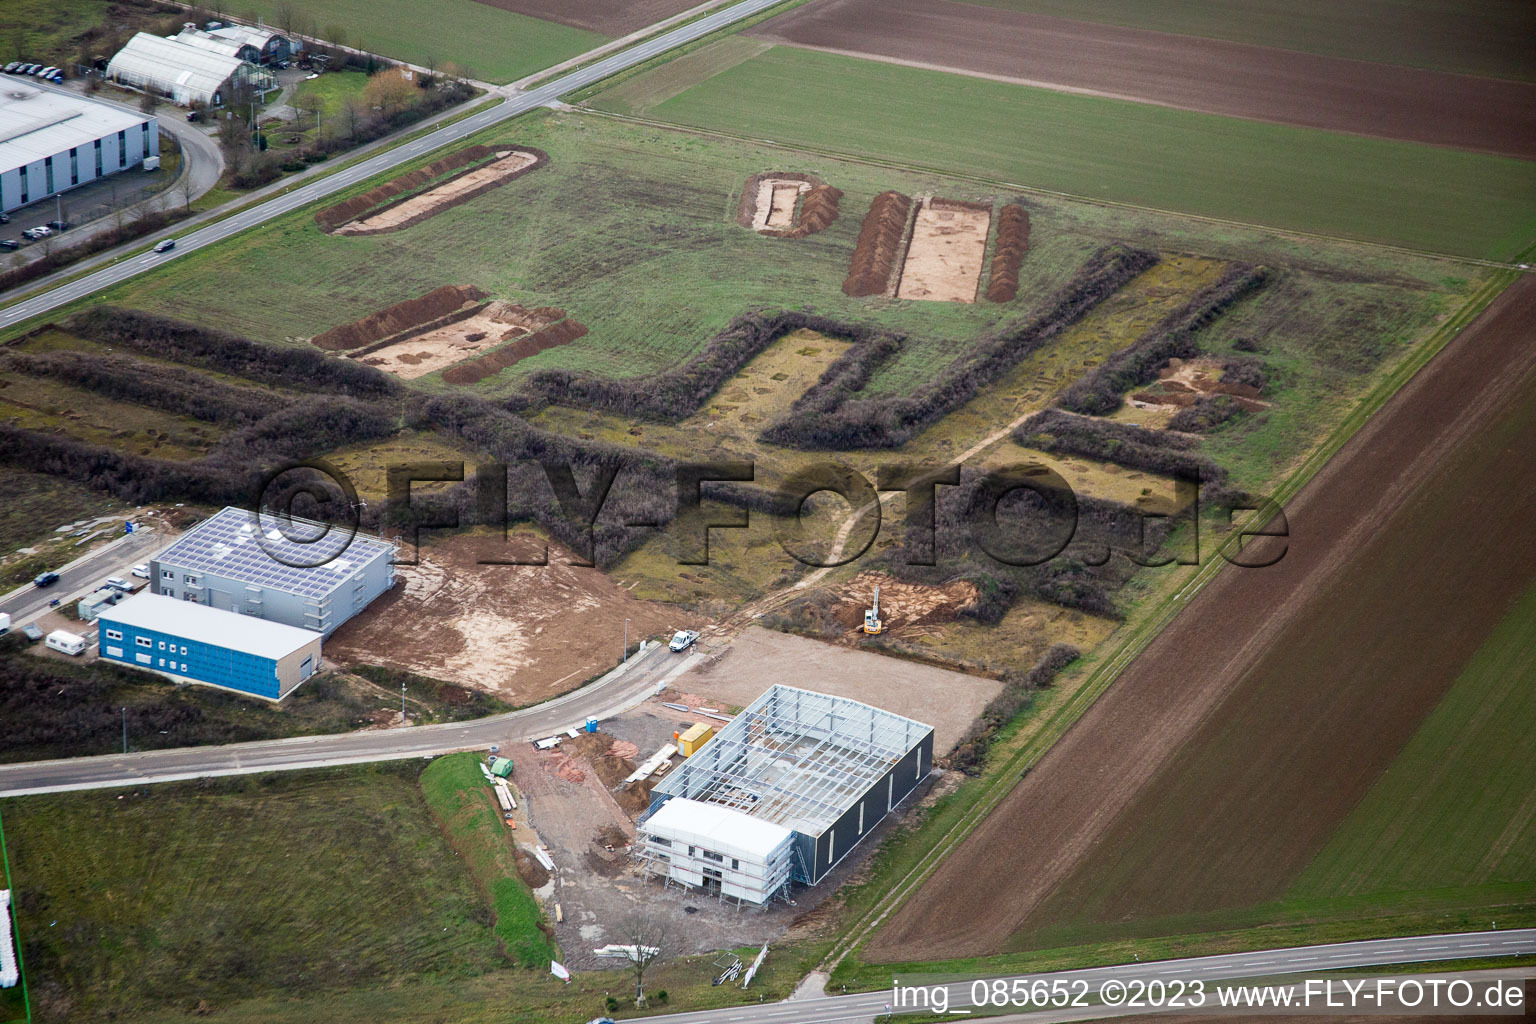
[647, 686, 930, 836]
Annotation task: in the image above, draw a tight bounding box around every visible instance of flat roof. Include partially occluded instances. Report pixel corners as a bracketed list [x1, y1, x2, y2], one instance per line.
[154, 506, 394, 600]
[643, 797, 794, 861]
[650, 685, 933, 837]
[100, 592, 320, 659]
[0, 82, 151, 175]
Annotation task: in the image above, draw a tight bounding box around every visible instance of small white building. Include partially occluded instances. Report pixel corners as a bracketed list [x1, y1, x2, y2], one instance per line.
[106, 32, 275, 107]
[636, 797, 796, 905]
[0, 81, 158, 215]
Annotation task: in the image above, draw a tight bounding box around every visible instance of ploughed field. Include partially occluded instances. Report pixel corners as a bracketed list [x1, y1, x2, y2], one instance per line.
[868, 275, 1536, 963]
[750, 0, 1536, 158]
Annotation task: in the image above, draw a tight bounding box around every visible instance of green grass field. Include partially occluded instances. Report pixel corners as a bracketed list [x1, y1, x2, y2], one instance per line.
[1291, 580, 1536, 898]
[620, 46, 1536, 259]
[2, 764, 507, 1023]
[233, 0, 605, 83]
[291, 70, 371, 119]
[419, 753, 555, 967]
[950, 0, 1536, 82]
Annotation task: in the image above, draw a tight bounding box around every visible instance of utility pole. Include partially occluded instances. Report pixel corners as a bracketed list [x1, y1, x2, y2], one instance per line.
[121, 707, 127, 753]
[401, 682, 406, 725]
[624, 618, 630, 663]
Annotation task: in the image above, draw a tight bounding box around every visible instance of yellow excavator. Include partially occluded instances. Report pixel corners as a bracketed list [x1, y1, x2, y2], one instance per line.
[863, 585, 883, 635]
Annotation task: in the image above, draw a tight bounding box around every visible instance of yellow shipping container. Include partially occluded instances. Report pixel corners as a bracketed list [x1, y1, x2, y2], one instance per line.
[677, 722, 714, 757]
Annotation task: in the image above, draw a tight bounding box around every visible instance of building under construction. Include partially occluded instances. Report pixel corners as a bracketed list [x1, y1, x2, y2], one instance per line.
[636, 685, 934, 904]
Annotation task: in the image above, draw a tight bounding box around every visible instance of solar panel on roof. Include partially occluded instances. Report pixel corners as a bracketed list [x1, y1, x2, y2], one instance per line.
[155, 507, 392, 598]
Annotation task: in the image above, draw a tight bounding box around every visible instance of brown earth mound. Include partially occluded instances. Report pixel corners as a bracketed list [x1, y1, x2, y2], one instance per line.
[441, 317, 588, 386]
[316, 146, 547, 234]
[985, 204, 1031, 302]
[514, 846, 550, 889]
[312, 285, 488, 351]
[317, 145, 495, 230]
[843, 191, 913, 297]
[736, 172, 843, 238]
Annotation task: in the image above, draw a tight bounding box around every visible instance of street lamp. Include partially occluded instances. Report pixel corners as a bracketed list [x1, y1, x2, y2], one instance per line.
[121, 707, 127, 753]
[624, 618, 630, 663]
[401, 682, 406, 725]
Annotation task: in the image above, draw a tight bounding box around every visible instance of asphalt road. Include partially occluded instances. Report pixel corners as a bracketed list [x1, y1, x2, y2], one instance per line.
[0, 640, 701, 795]
[0, 0, 790, 331]
[640, 930, 1536, 1024]
[0, 527, 163, 626]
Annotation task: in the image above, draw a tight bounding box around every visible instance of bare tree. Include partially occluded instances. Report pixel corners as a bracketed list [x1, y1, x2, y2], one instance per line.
[324, 23, 347, 48]
[614, 910, 675, 1008]
[337, 98, 365, 139]
[138, 89, 156, 115]
[173, 174, 196, 214]
[294, 90, 324, 131]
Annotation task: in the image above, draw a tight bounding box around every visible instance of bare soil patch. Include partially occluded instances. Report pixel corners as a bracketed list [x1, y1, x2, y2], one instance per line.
[869, 276, 1536, 962]
[896, 197, 991, 303]
[750, 0, 1536, 159]
[324, 147, 546, 237]
[736, 171, 842, 237]
[357, 302, 569, 380]
[439, 316, 589, 385]
[1127, 356, 1268, 412]
[470, 0, 702, 37]
[843, 191, 913, 297]
[325, 531, 693, 704]
[669, 625, 1002, 753]
[311, 285, 487, 351]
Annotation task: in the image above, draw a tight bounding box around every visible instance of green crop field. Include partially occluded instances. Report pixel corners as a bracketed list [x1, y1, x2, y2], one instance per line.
[233, 0, 604, 83]
[618, 46, 1536, 260]
[950, 0, 1536, 82]
[1291, 580, 1536, 899]
[1, 764, 507, 1023]
[419, 753, 555, 967]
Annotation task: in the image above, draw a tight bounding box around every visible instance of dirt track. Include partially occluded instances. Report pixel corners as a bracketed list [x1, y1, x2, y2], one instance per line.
[751, 0, 1536, 159]
[867, 274, 1536, 962]
[471, 0, 701, 36]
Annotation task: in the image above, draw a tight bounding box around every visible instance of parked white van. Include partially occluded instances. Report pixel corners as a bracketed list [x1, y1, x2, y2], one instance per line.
[45, 629, 87, 656]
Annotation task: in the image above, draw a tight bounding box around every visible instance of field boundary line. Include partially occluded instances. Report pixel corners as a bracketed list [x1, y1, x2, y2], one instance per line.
[817, 266, 1519, 977]
[577, 107, 1532, 270]
[0, 806, 30, 1024]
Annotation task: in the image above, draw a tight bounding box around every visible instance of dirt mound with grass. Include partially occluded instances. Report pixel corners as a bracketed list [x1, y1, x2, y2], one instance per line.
[316, 146, 547, 234]
[736, 172, 842, 237]
[843, 191, 913, 297]
[312, 285, 488, 351]
[441, 317, 588, 385]
[985, 204, 1031, 302]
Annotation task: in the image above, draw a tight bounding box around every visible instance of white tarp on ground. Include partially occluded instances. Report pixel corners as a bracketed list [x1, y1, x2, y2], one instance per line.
[0, 889, 18, 988]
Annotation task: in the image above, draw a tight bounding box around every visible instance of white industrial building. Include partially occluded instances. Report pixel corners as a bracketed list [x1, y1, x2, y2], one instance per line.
[637, 798, 797, 905]
[150, 506, 397, 637]
[638, 685, 935, 904]
[196, 23, 293, 64]
[106, 31, 275, 107]
[0, 81, 157, 215]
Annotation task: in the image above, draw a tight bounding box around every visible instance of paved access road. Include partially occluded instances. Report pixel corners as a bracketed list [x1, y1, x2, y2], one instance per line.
[0, 642, 701, 796]
[0, 0, 789, 331]
[639, 930, 1535, 1024]
[0, 528, 163, 627]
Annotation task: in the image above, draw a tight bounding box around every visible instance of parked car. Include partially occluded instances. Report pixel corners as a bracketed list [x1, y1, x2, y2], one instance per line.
[153, 238, 176, 253]
[104, 576, 134, 592]
[47, 71, 63, 83]
[3, 62, 19, 73]
[668, 629, 700, 652]
[39, 66, 58, 78]
[0, 241, 16, 252]
[185, 110, 201, 122]
[32, 571, 60, 588]
[21, 226, 51, 240]
[0, 212, 10, 222]
[131, 563, 150, 579]
[46, 219, 68, 232]
[28, 65, 46, 76]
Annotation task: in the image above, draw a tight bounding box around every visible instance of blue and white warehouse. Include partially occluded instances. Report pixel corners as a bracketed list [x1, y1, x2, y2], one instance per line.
[98, 592, 323, 700]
